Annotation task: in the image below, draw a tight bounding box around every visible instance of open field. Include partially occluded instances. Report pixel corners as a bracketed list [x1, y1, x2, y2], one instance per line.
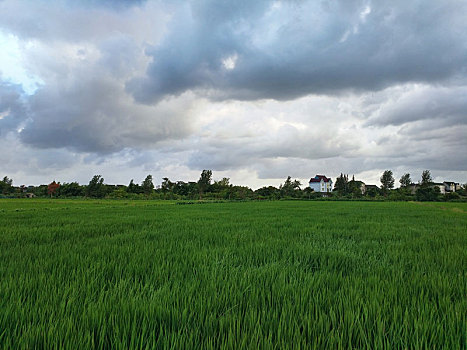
[0, 199, 466, 349]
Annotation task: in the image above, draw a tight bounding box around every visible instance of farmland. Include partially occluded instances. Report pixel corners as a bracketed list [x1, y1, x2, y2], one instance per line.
[0, 200, 466, 349]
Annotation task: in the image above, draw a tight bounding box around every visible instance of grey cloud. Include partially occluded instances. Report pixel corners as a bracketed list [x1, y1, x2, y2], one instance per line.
[80, 0, 146, 10]
[0, 81, 28, 135]
[11, 31, 196, 153]
[366, 85, 467, 127]
[0, 2, 193, 155]
[185, 122, 359, 171]
[0, 0, 164, 43]
[128, 0, 467, 103]
[18, 75, 195, 153]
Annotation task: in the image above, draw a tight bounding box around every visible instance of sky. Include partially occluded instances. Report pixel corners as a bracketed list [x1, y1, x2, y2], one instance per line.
[0, 0, 466, 189]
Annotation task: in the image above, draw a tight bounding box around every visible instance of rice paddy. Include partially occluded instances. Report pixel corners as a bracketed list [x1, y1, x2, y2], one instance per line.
[0, 199, 466, 349]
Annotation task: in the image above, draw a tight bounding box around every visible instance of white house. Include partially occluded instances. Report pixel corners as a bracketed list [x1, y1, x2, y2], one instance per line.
[443, 181, 461, 192]
[309, 175, 333, 193]
[433, 183, 446, 194]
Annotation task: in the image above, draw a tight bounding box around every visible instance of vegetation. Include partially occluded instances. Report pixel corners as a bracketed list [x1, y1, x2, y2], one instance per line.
[0, 176, 13, 195]
[1, 169, 466, 202]
[141, 175, 155, 195]
[334, 173, 349, 195]
[86, 175, 105, 198]
[421, 170, 433, 186]
[380, 170, 395, 195]
[399, 173, 411, 188]
[0, 200, 465, 348]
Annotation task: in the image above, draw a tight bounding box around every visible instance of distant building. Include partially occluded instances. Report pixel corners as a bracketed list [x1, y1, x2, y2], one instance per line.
[349, 180, 366, 195]
[443, 181, 461, 192]
[411, 182, 449, 195]
[309, 175, 333, 193]
[409, 183, 420, 195]
[432, 183, 446, 195]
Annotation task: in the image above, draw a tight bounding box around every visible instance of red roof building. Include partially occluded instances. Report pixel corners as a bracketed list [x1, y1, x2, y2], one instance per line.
[309, 175, 333, 192]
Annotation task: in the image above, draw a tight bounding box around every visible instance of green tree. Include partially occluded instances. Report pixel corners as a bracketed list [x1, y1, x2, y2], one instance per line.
[0, 176, 13, 195]
[399, 173, 411, 188]
[211, 178, 231, 198]
[380, 170, 395, 194]
[255, 186, 279, 199]
[348, 179, 364, 198]
[173, 181, 197, 198]
[161, 177, 175, 193]
[60, 182, 84, 197]
[198, 170, 212, 198]
[416, 186, 440, 201]
[86, 175, 105, 198]
[214, 177, 230, 188]
[141, 175, 154, 195]
[420, 170, 432, 187]
[334, 173, 349, 195]
[127, 179, 140, 194]
[279, 176, 301, 197]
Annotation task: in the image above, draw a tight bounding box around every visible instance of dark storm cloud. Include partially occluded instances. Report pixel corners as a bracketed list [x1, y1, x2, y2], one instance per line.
[0, 0, 161, 43]
[0, 80, 27, 135]
[17, 74, 194, 153]
[0, 1, 193, 154]
[128, 0, 467, 103]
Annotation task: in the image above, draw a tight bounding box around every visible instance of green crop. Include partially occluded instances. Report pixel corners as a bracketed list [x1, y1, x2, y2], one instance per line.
[0, 200, 466, 349]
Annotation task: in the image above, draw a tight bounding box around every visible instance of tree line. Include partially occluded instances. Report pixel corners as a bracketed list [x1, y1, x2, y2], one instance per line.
[0, 170, 465, 201]
[334, 170, 465, 201]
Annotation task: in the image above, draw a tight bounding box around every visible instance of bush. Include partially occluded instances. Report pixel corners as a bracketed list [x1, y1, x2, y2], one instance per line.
[416, 187, 440, 201]
[444, 192, 461, 201]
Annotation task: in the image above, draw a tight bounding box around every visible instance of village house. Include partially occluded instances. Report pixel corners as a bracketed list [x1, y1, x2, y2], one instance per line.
[410, 182, 450, 195]
[432, 183, 446, 195]
[443, 181, 461, 192]
[349, 179, 366, 195]
[409, 183, 419, 195]
[309, 175, 333, 193]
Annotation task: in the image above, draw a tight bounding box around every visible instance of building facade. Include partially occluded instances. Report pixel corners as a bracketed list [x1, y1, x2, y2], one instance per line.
[309, 175, 333, 193]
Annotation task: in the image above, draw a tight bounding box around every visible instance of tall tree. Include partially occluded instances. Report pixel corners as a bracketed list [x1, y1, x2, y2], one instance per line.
[0, 176, 13, 195]
[198, 170, 212, 198]
[86, 175, 105, 198]
[47, 181, 60, 198]
[161, 177, 175, 192]
[380, 170, 395, 194]
[127, 179, 138, 193]
[334, 173, 349, 194]
[217, 178, 230, 187]
[420, 170, 432, 187]
[399, 173, 411, 188]
[141, 175, 154, 195]
[280, 176, 301, 197]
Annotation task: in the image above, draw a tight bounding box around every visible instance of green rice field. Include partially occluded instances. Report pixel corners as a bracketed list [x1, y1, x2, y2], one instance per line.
[0, 199, 466, 349]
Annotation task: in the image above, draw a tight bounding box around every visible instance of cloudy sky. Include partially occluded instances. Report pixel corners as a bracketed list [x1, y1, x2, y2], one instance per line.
[0, 0, 466, 189]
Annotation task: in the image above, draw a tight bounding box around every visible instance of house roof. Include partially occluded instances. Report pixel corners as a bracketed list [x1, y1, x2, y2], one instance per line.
[365, 184, 379, 189]
[309, 175, 331, 183]
[349, 180, 365, 185]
